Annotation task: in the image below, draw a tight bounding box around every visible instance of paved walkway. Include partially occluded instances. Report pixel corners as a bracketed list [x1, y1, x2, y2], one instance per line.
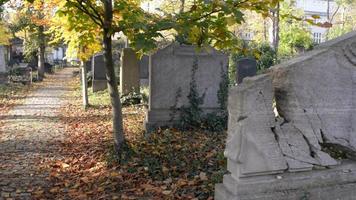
[0, 68, 75, 200]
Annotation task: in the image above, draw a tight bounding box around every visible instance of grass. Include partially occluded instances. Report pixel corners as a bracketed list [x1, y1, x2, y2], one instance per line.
[88, 88, 111, 107]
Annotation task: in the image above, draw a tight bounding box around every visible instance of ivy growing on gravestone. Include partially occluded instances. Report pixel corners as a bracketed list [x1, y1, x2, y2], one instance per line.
[180, 58, 206, 129]
[203, 65, 229, 131]
[169, 87, 182, 122]
[169, 58, 229, 132]
[217, 65, 229, 111]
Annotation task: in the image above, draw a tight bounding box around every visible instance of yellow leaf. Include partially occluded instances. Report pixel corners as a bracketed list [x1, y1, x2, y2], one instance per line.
[311, 15, 320, 19]
[110, 171, 121, 177]
[162, 190, 172, 195]
[226, 16, 236, 26]
[81, 177, 90, 183]
[61, 162, 70, 168]
[49, 187, 60, 193]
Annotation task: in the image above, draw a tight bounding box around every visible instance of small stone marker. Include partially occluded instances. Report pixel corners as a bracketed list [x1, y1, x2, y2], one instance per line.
[235, 57, 257, 84]
[120, 48, 140, 95]
[92, 53, 107, 92]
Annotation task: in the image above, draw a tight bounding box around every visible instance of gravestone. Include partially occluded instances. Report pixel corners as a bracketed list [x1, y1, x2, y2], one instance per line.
[113, 50, 121, 79]
[215, 31, 356, 200]
[145, 43, 228, 131]
[92, 53, 107, 92]
[0, 46, 6, 73]
[120, 48, 140, 95]
[236, 57, 257, 84]
[139, 55, 149, 86]
[85, 59, 91, 72]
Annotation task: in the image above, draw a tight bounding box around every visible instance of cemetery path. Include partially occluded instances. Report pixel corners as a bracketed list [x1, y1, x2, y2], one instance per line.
[0, 68, 75, 200]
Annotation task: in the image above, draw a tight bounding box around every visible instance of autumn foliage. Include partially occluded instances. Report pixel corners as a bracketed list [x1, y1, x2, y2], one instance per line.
[31, 76, 227, 199]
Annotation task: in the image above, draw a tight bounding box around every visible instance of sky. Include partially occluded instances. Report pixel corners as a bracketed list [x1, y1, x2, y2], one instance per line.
[141, 0, 163, 13]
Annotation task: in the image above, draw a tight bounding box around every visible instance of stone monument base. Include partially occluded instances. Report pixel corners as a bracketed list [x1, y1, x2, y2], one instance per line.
[215, 161, 356, 200]
[92, 80, 107, 92]
[144, 108, 221, 133]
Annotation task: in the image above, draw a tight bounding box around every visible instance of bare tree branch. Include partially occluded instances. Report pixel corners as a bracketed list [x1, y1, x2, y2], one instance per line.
[66, 0, 103, 26]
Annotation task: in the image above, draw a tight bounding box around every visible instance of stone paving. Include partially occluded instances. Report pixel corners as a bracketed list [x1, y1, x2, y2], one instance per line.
[0, 68, 75, 200]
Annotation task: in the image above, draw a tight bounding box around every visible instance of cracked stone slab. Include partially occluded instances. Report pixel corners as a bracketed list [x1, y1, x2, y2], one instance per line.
[216, 31, 356, 200]
[272, 43, 356, 159]
[225, 74, 287, 178]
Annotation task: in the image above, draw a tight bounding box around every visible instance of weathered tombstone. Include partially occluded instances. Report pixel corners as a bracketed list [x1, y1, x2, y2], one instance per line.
[145, 43, 228, 131]
[139, 55, 149, 86]
[92, 53, 107, 92]
[215, 31, 356, 200]
[0, 46, 6, 73]
[0, 46, 7, 83]
[235, 57, 257, 84]
[113, 50, 121, 79]
[120, 48, 140, 95]
[85, 59, 91, 72]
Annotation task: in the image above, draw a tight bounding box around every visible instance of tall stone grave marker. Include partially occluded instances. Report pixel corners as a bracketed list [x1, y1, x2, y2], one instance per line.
[0, 46, 6, 73]
[236, 57, 257, 84]
[139, 55, 149, 86]
[120, 48, 140, 95]
[215, 31, 356, 200]
[145, 43, 228, 131]
[113, 51, 121, 79]
[85, 58, 91, 72]
[92, 53, 107, 92]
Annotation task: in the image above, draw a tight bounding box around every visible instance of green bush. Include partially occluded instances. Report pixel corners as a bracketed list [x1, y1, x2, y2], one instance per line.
[256, 43, 276, 71]
[120, 91, 144, 106]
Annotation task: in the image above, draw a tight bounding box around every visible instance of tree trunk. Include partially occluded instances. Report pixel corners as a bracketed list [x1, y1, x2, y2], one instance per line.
[81, 61, 89, 109]
[272, 2, 280, 60]
[325, 0, 330, 41]
[275, 2, 280, 54]
[263, 19, 267, 42]
[37, 25, 45, 81]
[103, 0, 125, 154]
[180, 0, 185, 13]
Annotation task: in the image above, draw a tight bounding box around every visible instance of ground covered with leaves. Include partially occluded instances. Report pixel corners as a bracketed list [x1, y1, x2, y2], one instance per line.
[0, 73, 58, 115]
[37, 76, 227, 199]
[0, 83, 33, 115]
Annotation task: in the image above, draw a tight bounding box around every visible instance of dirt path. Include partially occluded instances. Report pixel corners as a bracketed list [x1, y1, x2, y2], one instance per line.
[0, 68, 76, 200]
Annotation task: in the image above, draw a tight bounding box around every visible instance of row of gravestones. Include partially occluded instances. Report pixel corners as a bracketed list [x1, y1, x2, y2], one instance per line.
[86, 32, 356, 199]
[86, 48, 143, 94]
[144, 43, 257, 131]
[87, 44, 258, 131]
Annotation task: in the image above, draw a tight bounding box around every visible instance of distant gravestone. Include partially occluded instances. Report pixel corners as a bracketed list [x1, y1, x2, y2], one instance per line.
[139, 55, 149, 76]
[0, 46, 6, 73]
[92, 53, 107, 92]
[113, 51, 121, 79]
[145, 43, 228, 132]
[120, 48, 140, 95]
[85, 59, 91, 72]
[139, 55, 149, 86]
[236, 58, 257, 84]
